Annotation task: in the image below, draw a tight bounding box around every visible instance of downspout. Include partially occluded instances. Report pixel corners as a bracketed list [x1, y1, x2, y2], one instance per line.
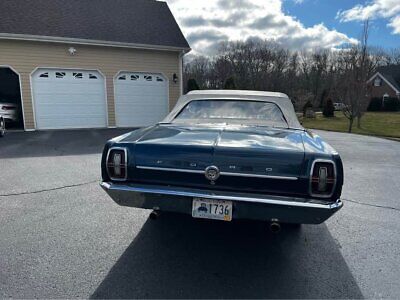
[179, 51, 184, 96]
[179, 48, 191, 96]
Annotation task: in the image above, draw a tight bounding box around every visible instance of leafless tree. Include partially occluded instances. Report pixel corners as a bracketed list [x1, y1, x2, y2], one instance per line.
[383, 48, 400, 65]
[334, 20, 372, 132]
[184, 33, 395, 117]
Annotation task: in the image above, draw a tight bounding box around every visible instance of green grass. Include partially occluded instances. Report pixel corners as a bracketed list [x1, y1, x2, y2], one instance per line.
[300, 111, 400, 139]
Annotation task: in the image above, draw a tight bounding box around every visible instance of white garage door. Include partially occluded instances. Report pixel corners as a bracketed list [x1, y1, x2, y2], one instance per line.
[114, 72, 168, 127]
[32, 69, 107, 129]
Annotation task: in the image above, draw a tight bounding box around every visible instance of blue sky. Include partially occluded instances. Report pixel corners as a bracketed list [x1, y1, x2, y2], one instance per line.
[166, 0, 400, 55]
[284, 0, 399, 49]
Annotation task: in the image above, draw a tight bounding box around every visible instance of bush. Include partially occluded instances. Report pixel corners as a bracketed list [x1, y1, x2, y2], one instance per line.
[187, 78, 200, 92]
[302, 100, 313, 116]
[323, 99, 335, 117]
[223, 77, 236, 89]
[368, 97, 382, 111]
[383, 97, 400, 111]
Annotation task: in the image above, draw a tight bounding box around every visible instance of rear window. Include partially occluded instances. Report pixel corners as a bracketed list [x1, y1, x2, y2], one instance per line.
[174, 100, 287, 126]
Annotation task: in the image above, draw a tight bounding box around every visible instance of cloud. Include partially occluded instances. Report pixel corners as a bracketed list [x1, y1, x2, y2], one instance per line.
[249, 14, 289, 30]
[187, 30, 229, 44]
[166, 0, 357, 56]
[391, 15, 400, 34]
[337, 0, 400, 35]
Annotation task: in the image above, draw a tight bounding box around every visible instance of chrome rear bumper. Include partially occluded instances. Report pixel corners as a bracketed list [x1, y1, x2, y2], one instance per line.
[101, 182, 343, 224]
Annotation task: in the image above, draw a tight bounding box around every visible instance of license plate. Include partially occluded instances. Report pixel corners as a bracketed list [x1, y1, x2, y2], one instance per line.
[192, 198, 233, 222]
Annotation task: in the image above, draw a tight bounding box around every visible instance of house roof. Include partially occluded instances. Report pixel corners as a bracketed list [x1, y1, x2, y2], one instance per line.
[376, 65, 400, 92]
[0, 0, 190, 51]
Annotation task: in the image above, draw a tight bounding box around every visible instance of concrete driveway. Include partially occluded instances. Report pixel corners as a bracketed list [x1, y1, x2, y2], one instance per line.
[0, 129, 399, 298]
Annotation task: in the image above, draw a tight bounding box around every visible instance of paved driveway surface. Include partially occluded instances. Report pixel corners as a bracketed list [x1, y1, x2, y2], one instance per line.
[0, 129, 399, 298]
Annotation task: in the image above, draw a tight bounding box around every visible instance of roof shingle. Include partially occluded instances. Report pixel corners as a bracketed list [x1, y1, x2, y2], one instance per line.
[377, 65, 400, 92]
[0, 0, 190, 50]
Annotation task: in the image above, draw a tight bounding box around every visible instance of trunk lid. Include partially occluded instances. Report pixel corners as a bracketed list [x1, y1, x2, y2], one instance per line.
[132, 124, 306, 195]
[214, 125, 305, 178]
[134, 124, 221, 171]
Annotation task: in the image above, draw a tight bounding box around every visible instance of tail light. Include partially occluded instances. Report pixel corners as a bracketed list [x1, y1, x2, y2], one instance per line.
[310, 160, 336, 198]
[106, 148, 127, 181]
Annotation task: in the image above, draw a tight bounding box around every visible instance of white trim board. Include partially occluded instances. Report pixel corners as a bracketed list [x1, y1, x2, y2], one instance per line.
[0, 33, 191, 53]
[367, 72, 400, 94]
[0, 65, 26, 130]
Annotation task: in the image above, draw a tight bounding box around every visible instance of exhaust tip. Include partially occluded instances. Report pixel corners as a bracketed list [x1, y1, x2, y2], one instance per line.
[270, 222, 281, 233]
[149, 210, 160, 220]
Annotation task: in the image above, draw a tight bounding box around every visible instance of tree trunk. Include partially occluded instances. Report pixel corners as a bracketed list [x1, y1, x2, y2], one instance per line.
[357, 115, 362, 129]
[348, 118, 354, 133]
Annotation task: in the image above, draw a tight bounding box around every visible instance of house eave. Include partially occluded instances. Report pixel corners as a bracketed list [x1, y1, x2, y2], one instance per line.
[367, 72, 400, 94]
[0, 33, 191, 53]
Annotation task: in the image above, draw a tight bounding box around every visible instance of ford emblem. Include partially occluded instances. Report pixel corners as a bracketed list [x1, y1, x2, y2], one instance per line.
[205, 166, 220, 182]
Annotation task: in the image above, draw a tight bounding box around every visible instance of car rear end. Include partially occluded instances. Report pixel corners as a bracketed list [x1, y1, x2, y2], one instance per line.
[0, 102, 18, 122]
[100, 126, 343, 225]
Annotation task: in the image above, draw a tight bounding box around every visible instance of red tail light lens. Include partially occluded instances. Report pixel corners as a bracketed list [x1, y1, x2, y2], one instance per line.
[310, 160, 336, 198]
[106, 148, 127, 181]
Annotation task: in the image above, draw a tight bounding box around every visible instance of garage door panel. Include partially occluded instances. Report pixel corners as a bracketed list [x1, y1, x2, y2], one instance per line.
[116, 96, 167, 105]
[35, 104, 106, 115]
[37, 116, 107, 129]
[114, 72, 168, 127]
[32, 69, 107, 129]
[37, 97, 106, 104]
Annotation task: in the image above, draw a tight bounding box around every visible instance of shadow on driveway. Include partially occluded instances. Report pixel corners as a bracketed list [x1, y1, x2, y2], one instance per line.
[91, 213, 363, 299]
[0, 129, 136, 159]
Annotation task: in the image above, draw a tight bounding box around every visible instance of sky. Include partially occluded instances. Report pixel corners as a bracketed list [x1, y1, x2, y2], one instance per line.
[165, 0, 400, 56]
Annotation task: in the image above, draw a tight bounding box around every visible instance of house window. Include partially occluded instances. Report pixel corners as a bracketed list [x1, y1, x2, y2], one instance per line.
[55, 72, 66, 79]
[73, 72, 83, 79]
[39, 72, 49, 78]
[374, 77, 382, 87]
[131, 75, 140, 81]
[144, 75, 153, 81]
[89, 74, 98, 79]
[118, 75, 127, 80]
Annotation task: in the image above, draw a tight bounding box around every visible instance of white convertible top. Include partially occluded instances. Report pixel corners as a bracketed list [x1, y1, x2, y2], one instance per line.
[162, 90, 303, 129]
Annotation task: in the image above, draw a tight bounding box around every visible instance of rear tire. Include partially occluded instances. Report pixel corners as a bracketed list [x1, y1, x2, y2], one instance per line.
[0, 117, 5, 137]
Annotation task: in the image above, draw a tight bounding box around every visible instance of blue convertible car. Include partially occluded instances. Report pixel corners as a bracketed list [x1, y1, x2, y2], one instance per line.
[101, 90, 343, 226]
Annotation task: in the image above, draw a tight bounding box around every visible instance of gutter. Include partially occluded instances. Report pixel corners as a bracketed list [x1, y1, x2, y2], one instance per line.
[0, 33, 192, 53]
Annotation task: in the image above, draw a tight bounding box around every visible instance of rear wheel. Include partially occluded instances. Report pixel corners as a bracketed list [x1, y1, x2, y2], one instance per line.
[0, 117, 5, 137]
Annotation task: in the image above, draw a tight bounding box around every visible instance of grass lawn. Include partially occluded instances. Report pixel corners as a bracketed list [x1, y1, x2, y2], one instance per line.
[300, 111, 400, 139]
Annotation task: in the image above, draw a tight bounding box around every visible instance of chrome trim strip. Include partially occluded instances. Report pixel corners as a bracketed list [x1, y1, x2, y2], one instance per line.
[136, 165, 205, 174]
[220, 171, 298, 181]
[106, 147, 128, 182]
[136, 165, 299, 180]
[101, 182, 343, 210]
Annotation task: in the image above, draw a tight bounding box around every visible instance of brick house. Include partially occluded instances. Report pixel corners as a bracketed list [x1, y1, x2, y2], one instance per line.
[367, 65, 400, 101]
